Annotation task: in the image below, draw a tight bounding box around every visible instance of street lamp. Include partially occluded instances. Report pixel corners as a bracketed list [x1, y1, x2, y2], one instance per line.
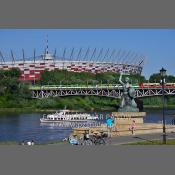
[160, 67, 167, 144]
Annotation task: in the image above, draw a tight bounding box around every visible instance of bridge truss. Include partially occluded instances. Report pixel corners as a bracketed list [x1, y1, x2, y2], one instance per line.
[31, 87, 175, 99]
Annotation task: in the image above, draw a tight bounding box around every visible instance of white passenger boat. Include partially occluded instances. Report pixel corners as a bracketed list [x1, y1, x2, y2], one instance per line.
[40, 109, 99, 122]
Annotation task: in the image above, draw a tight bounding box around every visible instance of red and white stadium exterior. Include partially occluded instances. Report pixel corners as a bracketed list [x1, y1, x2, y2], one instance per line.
[0, 51, 144, 81]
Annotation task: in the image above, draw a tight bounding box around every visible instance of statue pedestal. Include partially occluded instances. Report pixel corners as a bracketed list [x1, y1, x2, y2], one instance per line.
[112, 112, 146, 131]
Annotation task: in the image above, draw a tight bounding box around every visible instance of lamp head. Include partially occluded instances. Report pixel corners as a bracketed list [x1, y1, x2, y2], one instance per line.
[160, 67, 166, 77]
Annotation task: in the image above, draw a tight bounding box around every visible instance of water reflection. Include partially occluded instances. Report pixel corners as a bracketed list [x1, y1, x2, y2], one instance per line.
[40, 120, 103, 129]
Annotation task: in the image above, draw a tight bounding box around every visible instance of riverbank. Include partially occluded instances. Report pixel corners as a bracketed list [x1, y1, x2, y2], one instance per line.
[0, 106, 117, 114]
[0, 140, 66, 145]
[0, 105, 175, 114]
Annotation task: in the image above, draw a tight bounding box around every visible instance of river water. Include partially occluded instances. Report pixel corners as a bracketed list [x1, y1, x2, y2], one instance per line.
[0, 109, 175, 144]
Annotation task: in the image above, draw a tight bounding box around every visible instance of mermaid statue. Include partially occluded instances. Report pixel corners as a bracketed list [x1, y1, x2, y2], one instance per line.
[118, 72, 139, 112]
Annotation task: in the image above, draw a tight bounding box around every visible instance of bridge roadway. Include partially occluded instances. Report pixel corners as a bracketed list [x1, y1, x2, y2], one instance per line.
[30, 85, 175, 99]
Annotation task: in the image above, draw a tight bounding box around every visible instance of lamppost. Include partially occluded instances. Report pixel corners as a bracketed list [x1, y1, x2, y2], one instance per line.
[160, 67, 167, 144]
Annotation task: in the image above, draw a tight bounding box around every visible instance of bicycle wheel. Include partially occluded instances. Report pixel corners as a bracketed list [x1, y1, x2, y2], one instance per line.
[96, 138, 105, 145]
[86, 139, 93, 145]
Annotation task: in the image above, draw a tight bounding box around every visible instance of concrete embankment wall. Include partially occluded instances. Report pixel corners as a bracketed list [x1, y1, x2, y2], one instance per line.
[73, 123, 175, 137]
[113, 123, 175, 136]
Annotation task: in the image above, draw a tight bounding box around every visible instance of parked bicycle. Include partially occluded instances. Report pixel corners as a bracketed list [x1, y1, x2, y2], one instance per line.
[80, 131, 108, 145]
[79, 130, 93, 145]
[92, 131, 108, 145]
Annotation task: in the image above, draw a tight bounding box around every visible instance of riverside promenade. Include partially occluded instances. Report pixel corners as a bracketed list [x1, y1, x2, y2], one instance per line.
[109, 132, 175, 145]
[71, 123, 175, 145]
[73, 123, 175, 136]
[55, 132, 175, 146]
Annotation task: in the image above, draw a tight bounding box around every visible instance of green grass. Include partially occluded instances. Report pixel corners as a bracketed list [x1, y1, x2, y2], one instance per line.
[127, 139, 175, 145]
[0, 140, 67, 145]
[0, 141, 19, 145]
[40, 140, 67, 145]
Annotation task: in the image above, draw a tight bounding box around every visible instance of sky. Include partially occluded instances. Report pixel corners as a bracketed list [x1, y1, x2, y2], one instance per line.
[0, 29, 175, 79]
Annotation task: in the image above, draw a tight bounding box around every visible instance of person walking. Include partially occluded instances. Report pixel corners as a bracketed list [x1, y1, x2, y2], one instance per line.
[129, 120, 136, 135]
[106, 116, 114, 138]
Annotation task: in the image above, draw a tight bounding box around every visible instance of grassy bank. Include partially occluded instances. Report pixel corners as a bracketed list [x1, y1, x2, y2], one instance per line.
[0, 141, 19, 145]
[127, 139, 175, 145]
[0, 140, 66, 145]
[0, 96, 119, 113]
[0, 96, 175, 114]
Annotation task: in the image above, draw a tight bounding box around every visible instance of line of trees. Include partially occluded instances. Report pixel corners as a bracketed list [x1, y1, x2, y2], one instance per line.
[149, 73, 175, 83]
[0, 69, 31, 108]
[39, 70, 175, 86]
[39, 70, 146, 85]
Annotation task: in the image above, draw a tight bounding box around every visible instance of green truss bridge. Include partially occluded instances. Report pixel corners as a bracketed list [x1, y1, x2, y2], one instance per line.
[30, 84, 175, 99]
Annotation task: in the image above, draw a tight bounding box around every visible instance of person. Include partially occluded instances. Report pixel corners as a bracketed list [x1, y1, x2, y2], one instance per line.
[84, 130, 90, 141]
[129, 120, 136, 135]
[173, 117, 175, 125]
[106, 116, 114, 138]
[69, 134, 78, 145]
[27, 141, 32, 146]
[20, 140, 25, 145]
[62, 137, 68, 142]
[31, 140, 35, 145]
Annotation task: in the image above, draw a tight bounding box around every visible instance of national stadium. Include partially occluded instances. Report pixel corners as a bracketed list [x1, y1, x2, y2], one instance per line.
[0, 40, 145, 81]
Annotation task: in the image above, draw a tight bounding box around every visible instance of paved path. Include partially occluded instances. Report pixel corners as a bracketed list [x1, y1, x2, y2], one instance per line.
[52, 132, 175, 146]
[109, 132, 175, 145]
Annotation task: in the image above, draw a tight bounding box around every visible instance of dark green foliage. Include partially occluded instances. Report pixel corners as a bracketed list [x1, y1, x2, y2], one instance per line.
[149, 73, 175, 83]
[0, 69, 31, 108]
[34, 96, 119, 110]
[39, 70, 146, 85]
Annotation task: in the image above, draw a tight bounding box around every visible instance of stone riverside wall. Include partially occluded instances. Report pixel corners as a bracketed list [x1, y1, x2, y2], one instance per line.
[72, 111, 175, 137]
[73, 123, 175, 137]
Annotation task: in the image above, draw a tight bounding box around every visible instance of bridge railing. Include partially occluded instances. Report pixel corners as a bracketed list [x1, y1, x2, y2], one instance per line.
[29, 84, 141, 90]
[29, 84, 123, 90]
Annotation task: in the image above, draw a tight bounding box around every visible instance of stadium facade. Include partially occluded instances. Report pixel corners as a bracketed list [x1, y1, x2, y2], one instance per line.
[0, 45, 145, 81]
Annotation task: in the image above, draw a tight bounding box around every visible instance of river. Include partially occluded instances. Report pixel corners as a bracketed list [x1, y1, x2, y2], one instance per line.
[0, 109, 175, 144]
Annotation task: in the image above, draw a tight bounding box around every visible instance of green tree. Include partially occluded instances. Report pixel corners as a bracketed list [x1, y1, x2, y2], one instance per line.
[149, 73, 175, 83]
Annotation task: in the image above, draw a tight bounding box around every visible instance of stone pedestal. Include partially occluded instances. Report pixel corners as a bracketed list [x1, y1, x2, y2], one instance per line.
[112, 112, 146, 132]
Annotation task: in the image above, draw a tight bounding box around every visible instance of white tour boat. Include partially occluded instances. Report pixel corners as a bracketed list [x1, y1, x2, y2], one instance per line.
[40, 109, 99, 122]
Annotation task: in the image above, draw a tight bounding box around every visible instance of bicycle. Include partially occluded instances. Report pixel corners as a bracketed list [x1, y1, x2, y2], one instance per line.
[81, 138, 93, 145]
[78, 131, 108, 146]
[91, 132, 108, 145]
[79, 132, 93, 145]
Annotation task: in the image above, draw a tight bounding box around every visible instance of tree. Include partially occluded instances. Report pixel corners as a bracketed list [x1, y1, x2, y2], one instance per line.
[149, 73, 175, 83]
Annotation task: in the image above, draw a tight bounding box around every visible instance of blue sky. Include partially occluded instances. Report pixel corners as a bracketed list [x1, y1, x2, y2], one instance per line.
[0, 29, 175, 79]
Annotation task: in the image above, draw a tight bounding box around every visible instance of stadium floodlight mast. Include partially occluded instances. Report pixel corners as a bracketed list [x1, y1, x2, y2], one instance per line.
[160, 67, 167, 144]
[11, 50, 15, 65]
[0, 51, 5, 64]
